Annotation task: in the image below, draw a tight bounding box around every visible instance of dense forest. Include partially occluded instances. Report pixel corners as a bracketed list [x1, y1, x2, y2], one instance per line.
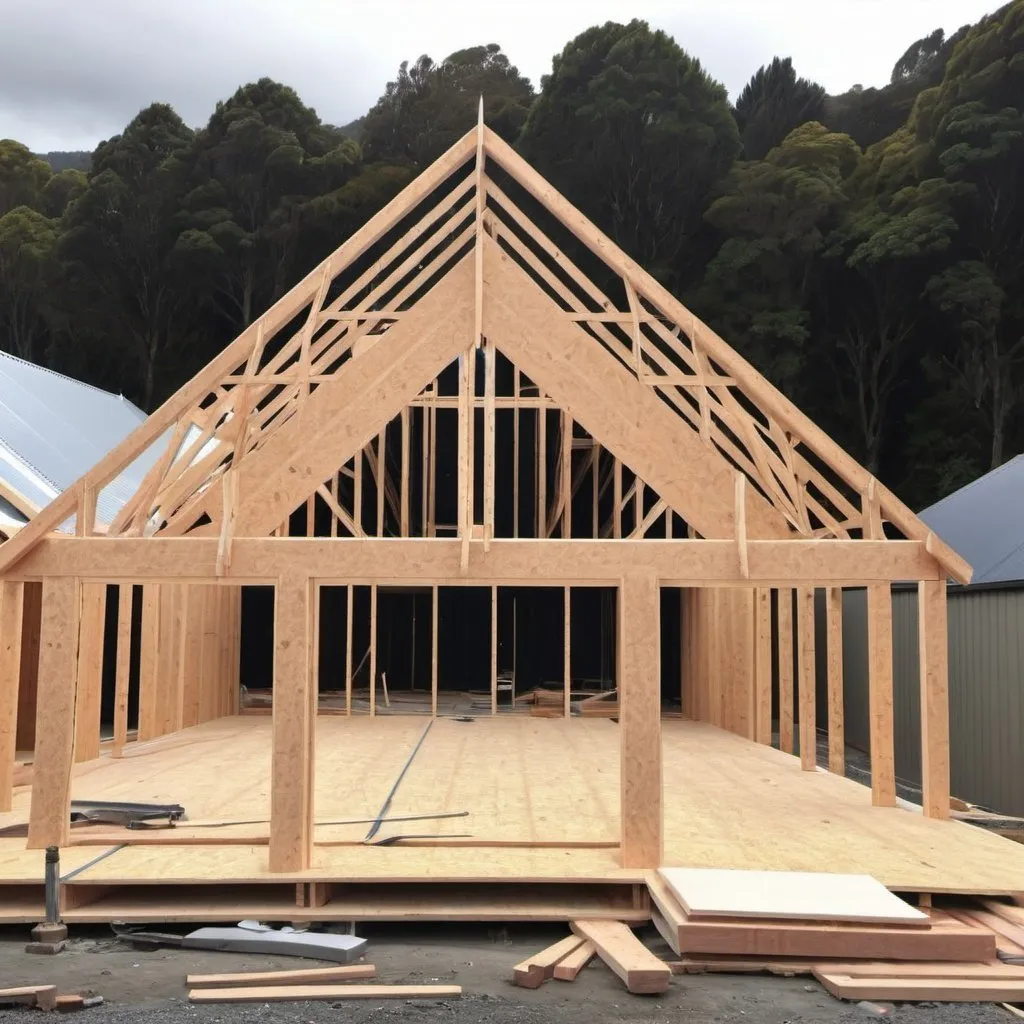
[1, 3, 1021, 510]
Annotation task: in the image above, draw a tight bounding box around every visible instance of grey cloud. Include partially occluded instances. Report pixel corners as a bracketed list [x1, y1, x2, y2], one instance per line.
[0, 0, 1002, 153]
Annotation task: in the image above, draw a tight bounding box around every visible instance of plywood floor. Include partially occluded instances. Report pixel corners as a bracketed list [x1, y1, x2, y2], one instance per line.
[2, 716, 1024, 893]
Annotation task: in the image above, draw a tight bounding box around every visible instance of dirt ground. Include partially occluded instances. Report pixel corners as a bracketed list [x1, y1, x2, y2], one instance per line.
[0, 922, 1012, 1023]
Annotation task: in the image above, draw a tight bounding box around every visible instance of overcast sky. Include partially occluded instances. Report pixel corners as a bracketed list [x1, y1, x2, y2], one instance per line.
[0, 0, 1002, 154]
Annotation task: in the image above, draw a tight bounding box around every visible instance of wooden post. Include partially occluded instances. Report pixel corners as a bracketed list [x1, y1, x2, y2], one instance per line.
[73, 583, 106, 764]
[613, 459, 622, 539]
[344, 584, 353, 716]
[0, 580, 24, 811]
[427, 400, 437, 537]
[777, 588, 794, 753]
[619, 572, 662, 869]
[354, 448, 363, 535]
[458, 348, 472, 565]
[561, 411, 571, 537]
[269, 572, 314, 872]
[376, 427, 386, 537]
[754, 587, 772, 745]
[484, 344, 495, 548]
[866, 583, 896, 807]
[490, 585, 498, 716]
[564, 585, 571, 718]
[137, 585, 160, 742]
[918, 580, 950, 819]
[369, 584, 377, 717]
[537, 407, 546, 537]
[797, 587, 816, 771]
[826, 587, 845, 775]
[112, 585, 133, 757]
[431, 584, 439, 717]
[330, 473, 338, 538]
[27, 576, 81, 848]
[400, 406, 410, 537]
[513, 370, 520, 538]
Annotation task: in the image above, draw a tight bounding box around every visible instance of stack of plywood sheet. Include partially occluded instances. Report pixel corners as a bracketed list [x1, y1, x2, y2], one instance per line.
[649, 869, 1024, 1003]
[649, 868, 995, 963]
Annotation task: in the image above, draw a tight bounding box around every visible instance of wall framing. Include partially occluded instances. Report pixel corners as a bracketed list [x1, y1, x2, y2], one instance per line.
[0, 113, 968, 878]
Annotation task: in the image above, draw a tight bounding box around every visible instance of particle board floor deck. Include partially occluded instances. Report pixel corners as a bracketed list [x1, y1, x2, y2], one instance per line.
[1, 716, 1024, 923]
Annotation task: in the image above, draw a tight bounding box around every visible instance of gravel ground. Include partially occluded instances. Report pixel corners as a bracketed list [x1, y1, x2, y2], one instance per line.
[0, 922, 1014, 1024]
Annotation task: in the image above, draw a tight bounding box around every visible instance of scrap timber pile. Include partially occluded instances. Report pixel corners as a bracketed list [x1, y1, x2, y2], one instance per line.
[509, 876, 1024, 1005]
[637, 868, 1024, 1004]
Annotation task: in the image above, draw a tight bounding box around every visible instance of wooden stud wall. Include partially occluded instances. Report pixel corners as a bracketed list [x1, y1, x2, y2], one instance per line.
[2, 123, 958, 876]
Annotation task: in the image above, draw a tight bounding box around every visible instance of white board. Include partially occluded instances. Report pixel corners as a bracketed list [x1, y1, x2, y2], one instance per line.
[658, 867, 929, 926]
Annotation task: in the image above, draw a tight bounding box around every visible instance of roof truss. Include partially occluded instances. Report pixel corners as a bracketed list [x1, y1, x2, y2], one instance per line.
[0, 119, 970, 583]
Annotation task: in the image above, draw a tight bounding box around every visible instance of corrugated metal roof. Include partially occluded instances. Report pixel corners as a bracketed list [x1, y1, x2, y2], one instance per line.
[0, 351, 148, 527]
[920, 454, 1024, 585]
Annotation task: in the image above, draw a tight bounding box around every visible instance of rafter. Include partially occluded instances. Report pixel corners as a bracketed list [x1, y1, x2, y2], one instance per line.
[0, 123, 968, 586]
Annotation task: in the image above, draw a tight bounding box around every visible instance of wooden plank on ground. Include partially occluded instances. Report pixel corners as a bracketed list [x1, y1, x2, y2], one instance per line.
[571, 919, 670, 994]
[0, 986, 58, 1010]
[815, 961, 1024, 979]
[513, 934, 585, 988]
[668, 956, 819, 976]
[813, 971, 1024, 1002]
[553, 940, 596, 981]
[657, 868, 927, 926]
[951, 907, 1024, 950]
[189, 984, 461, 1004]
[187, 964, 376, 987]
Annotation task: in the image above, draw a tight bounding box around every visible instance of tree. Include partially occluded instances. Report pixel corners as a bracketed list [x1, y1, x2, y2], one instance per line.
[40, 168, 87, 218]
[891, 28, 948, 84]
[518, 20, 739, 288]
[361, 45, 534, 167]
[297, 161, 414, 269]
[700, 122, 858, 395]
[57, 104, 196, 409]
[0, 206, 58, 362]
[734, 58, 826, 160]
[175, 79, 361, 331]
[823, 149, 964, 473]
[907, 1, 1024, 469]
[0, 140, 51, 216]
[925, 260, 1022, 468]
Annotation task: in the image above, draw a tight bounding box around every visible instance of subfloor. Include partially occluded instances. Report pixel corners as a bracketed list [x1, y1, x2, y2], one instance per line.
[2, 715, 1024, 922]
[0, 923, 1012, 1024]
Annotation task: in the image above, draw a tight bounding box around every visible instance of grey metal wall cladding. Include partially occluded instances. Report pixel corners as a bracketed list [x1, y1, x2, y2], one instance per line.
[842, 586, 1024, 817]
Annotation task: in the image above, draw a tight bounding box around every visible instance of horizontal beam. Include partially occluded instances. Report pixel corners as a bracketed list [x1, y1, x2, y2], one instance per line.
[9, 537, 944, 586]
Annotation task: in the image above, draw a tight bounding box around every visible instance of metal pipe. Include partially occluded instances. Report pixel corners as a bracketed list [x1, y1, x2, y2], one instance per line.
[44, 846, 59, 923]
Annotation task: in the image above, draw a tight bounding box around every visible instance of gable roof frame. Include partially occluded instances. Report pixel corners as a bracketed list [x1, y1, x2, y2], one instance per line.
[0, 123, 971, 584]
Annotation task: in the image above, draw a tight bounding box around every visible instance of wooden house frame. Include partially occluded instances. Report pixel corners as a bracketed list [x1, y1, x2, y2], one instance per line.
[2, 115, 1007, 919]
